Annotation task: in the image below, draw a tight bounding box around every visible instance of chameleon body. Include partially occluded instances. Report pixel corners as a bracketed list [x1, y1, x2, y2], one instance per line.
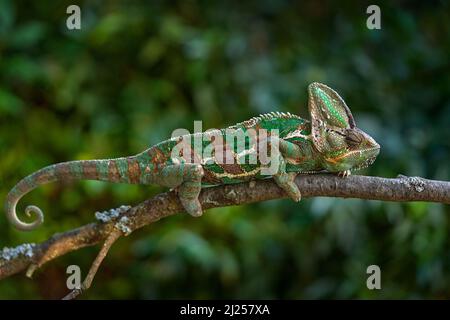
[5, 83, 380, 231]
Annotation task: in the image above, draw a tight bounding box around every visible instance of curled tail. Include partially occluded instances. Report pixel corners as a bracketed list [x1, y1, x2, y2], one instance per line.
[5, 156, 145, 231]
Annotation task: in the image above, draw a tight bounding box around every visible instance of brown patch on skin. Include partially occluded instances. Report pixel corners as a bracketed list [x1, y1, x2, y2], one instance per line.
[55, 164, 71, 179]
[324, 148, 358, 164]
[82, 161, 99, 180]
[325, 157, 339, 164]
[211, 134, 248, 176]
[150, 148, 168, 172]
[253, 123, 261, 131]
[297, 122, 309, 132]
[220, 163, 245, 175]
[286, 154, 306, 165]
[127, 158, 141, 184]
[34, 170, 55, 184]
[108, 160, 121, 182]
[17, 180, 31, 193]
[6, 190, 19, 203]
[202, 168, 222, 184]
[179, 147, 188, 162]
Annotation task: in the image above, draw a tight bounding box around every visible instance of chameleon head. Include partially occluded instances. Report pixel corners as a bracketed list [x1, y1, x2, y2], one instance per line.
[319, 127, 380, 172]
[308, 82, 380, 172]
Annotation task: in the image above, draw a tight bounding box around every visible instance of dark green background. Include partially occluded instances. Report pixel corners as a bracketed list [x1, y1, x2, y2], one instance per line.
[0, 0, 449, 299]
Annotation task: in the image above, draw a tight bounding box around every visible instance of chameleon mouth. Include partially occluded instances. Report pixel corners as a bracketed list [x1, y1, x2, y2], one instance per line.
[325, 147, 380, 166]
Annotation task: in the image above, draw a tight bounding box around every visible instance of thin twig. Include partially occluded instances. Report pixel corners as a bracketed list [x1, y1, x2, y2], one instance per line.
[62, 229, 122, 300]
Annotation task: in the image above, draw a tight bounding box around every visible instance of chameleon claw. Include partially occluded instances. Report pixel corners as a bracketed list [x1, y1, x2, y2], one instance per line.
[274, 172, 301, 202]
[337, 170, 351, 178]
[288, 188, 302, 202]
[180, 197, 203, 217]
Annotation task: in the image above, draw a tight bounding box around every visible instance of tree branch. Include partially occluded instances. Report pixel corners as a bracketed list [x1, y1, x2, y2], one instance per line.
[1, 174, 449, 284]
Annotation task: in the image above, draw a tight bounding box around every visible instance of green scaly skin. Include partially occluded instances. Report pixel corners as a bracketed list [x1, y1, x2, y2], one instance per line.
[5, 83, 380, 231]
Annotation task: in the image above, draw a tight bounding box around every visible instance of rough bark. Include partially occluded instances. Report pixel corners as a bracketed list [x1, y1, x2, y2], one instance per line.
[1, 174, 449, 280]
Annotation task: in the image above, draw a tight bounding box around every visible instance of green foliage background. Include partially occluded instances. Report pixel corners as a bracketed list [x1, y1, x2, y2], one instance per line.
[0, 0, 449, 299]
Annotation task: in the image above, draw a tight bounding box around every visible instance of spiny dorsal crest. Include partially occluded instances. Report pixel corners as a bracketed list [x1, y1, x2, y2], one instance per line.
[230, 111, 302, 129]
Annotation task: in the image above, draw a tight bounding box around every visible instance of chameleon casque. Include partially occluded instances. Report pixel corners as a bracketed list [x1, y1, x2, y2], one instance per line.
[5, 82, 380, 231]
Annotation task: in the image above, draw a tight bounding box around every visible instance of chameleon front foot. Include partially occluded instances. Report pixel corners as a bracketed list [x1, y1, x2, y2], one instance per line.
[274, 172, 301, 202]
[337, 170, 351, 178]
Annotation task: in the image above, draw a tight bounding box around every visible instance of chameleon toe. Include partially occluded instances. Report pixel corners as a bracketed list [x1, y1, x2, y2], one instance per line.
[284, 186, 302, 202]
[274, 172, 302, 202]
[180, 198, 203, 217]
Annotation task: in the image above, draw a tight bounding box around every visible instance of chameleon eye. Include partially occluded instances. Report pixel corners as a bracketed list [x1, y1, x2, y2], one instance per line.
[345, 129, 361, 147]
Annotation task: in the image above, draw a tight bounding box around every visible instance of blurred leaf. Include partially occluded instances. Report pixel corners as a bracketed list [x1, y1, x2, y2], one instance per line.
[0, 87, 24, 115]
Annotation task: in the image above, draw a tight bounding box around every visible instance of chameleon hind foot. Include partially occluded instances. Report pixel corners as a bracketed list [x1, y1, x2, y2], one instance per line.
[181, 200, 202, 217]
[178, 164, 204, 217]
[274, 172, 301, 202]
[157, 163, 204, 217]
